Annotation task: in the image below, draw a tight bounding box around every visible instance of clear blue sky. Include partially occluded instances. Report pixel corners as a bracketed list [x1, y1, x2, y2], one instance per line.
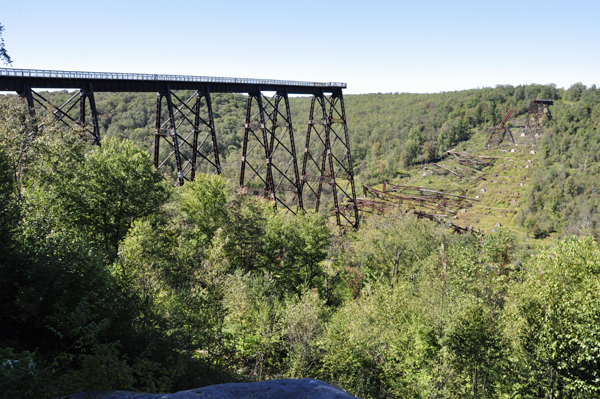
[1, 0, 598, 94]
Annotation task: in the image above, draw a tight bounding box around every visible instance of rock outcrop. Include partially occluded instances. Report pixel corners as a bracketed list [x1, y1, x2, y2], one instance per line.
[61, 378, 358, 399]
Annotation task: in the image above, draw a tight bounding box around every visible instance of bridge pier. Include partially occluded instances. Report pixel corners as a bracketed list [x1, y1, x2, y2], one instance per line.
[16, 81, 34, 109]
[17, 83, 101, 145]
[79, 85, 101, 145]
[525, 99, 553, 134]
[240, 91, 302, 213]
[301, 92, 358, 230]
[154, 87, 221, 186]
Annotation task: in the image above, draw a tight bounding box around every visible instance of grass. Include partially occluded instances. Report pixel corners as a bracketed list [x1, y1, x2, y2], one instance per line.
[366, 118, 557, 247]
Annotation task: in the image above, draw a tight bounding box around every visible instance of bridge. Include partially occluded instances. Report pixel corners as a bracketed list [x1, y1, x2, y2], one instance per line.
[0, 68, 358, 229]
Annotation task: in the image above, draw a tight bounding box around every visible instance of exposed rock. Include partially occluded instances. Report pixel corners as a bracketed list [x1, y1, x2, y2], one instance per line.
[480, 188, 486, 193]
[61, 379, 357, 399]
[510, 149, 516, 153]
[495, 222, 502, 227]
[530, 150, 536, 155]
[520, 133, 525, 137]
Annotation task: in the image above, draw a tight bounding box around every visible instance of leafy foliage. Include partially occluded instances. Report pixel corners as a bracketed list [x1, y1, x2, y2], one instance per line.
[0, 23, 11, 65]
[2, 81, 600, 398]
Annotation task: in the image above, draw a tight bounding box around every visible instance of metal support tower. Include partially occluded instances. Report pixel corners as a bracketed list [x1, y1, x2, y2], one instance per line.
[17, 83, 101, 145]
[525, 99, 553, 134]
[154, 88, 221, 186]
[486, 109, 515, 147]
[301, 92, 358, 230]
[240, 91, 302, 213]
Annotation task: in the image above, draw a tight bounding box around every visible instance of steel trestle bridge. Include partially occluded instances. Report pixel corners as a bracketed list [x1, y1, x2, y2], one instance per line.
[0, 68, 358, 229]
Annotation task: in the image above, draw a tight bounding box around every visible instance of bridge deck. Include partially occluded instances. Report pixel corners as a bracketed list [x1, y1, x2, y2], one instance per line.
[0, 68, 346, 95]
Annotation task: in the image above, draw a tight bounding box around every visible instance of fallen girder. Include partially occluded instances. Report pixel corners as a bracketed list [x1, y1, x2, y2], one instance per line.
[337, 197, 473, 234]
[362, 184, 473, 213]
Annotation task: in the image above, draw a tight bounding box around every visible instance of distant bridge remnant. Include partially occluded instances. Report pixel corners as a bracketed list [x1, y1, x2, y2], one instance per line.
[525, 99, 553, 134]
[0, 68, 358, 229]
[486, 109, 515, 147]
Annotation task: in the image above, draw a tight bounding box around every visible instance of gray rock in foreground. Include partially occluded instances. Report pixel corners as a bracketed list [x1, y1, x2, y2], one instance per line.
[61, 378, 359, 399]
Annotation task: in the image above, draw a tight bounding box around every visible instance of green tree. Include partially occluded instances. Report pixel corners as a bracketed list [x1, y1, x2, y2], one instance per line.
[59, 138, 170, 260]
[508, 236, 600, 397]
[445, 302, 505, 398]
[0, 23, 11, 65]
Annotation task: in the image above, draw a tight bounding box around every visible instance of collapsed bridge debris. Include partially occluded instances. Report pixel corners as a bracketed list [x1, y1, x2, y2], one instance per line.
[337, 183, 476, 234]
[486, 109, 515, 147]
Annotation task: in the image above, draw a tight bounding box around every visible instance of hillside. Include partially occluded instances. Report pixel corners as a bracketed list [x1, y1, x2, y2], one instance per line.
[3, 85, 600, 398]
[31, 83, 600, 241]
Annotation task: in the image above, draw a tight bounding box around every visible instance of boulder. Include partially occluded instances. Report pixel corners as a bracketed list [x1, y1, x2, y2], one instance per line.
[60, 379, 358, 399]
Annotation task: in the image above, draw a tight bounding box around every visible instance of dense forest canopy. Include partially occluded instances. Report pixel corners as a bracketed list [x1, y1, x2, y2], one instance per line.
[2, 81, 600, 398]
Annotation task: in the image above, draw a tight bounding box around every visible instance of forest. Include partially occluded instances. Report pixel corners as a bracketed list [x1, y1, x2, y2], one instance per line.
[2, 82, 600, 399]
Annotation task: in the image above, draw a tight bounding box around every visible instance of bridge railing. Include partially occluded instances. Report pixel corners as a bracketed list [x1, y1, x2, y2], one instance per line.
[0, 68, 346, 88]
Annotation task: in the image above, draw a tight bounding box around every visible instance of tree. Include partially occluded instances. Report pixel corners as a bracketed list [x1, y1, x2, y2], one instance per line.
[509, 237, 600, 397]
[56, 138, 170, 260]
[445, 302, 504, 398]
[0, 23, 11, 65]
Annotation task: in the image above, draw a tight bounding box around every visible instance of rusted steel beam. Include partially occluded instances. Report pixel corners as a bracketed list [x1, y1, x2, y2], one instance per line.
[429, 163, 465, 178]
[486, 109, 515, 147]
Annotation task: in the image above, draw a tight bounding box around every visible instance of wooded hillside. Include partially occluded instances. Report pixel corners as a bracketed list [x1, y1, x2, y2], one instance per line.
[2, 83, 600, 398]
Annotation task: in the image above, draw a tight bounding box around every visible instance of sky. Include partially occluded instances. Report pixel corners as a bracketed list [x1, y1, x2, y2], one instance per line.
[1, 0, 598, 94]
